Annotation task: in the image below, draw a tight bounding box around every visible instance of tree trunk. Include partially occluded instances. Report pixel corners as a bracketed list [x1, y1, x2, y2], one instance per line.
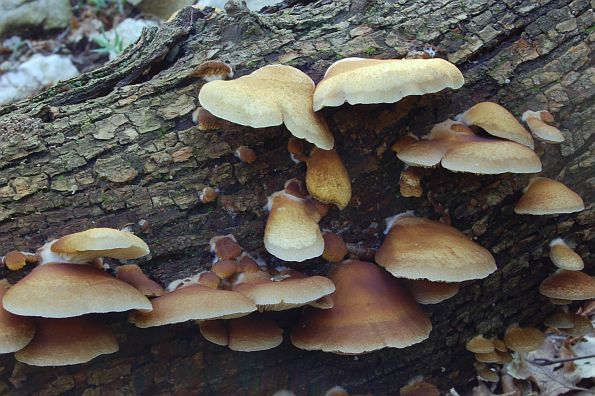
[0, 0, 592, 394]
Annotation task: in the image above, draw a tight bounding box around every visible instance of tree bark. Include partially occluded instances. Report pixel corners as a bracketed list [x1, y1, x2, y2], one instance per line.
[0, 0, 593, 394]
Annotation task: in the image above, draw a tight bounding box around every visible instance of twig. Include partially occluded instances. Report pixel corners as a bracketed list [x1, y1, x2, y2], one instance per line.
[528, 353, 595, 366]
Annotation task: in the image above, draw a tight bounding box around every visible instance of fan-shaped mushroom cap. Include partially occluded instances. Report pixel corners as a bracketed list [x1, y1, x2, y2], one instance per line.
[190, 60, 234, 81]
[322, 232, 348, 263]
[521, 110, 564, 143]
[456, 102, 534, 148]
[115, 264, 164, 297]
[539, 270, 595, 300]
[375, 214, 496, 282]
[503, 325, 544, 352]
[198, 320, 228, 346]
[0, 281, 35, 353]
[549, 238, 584, 271]
[399, 380, 440, 396]
[291, 260, 431, 354]
[514, 177, 584, 215]
[211, 260, 239, 279]
[402, 279, 459, 304]
[312, 57, 464, 111]
[227, 314, 283, 352]
[199, 65, 334, 149]
[233, 270, 335, 311]
[465, 335, 495, 354]
[38, 228, 150, 265]
[3, 264, 152, 318]
[14, 316, 118, 366]
[131, 285, 256, 328]
[264, 191, 324, 262]
[306, 148, 351, 210]
[543, 309, 573, 329]
[209, 235, 242, 261]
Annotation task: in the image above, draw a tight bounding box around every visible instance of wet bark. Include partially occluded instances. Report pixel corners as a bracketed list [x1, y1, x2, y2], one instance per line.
[0, 0, 593, 394]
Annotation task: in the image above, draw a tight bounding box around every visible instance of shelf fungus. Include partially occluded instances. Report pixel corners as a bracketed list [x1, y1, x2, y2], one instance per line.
[199, 64, 334, 149]
[455, 102, 534, 149]
[402, 279, 460, 305]
[514, 177, 584, 215]
[37, 228, 150, 265]
[395, 120, 541, 174]
[375, 213, 496, 282]
[0, 280, 35, 354]
[264, 190, 324, 262]
[305, 148, 352, 210]
[548, 238, 584, 271]
[312, 57, 464, 111]
[521, 110, 564, 143]
[539, 270, 595, 301]
[291, 260, 431, 354]
[199, 314, 283, 352]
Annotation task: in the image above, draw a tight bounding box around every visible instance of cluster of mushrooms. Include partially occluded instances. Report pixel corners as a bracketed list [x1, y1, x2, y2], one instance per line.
[0, 55, 591, 387]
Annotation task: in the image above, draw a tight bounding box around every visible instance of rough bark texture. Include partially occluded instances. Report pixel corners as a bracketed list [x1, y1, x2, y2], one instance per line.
[0, 0, 593, 394]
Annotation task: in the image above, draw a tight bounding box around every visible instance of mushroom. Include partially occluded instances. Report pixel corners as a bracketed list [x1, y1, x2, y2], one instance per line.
[322, 231, 348, 263]
[455, 102, 534, 148]
[399, 167, 424, 197]
[312, 57, 464, 111]
[235, 146, 257, 164]
[211, 260, 239, 279]
[548, 238, 584, 271]
[503, 325, 544, 352]
[514, 177, 584, 215]
[305, 148, 352, 210]
[401, 279, 460, 304]
[399, 379, 440, 396]
[264, 190, 324, 262]
[199, 186, 219, 203]
[291, 260, 431, 354]
[3, 264, 152, 317]
[0, 280, 35, 353]
[564, 313, 593, 337]
[543, 309, 573, 329]
[466, 335, 495, 354]
[37, 228, 150, 265]
[192, 107, 230, 131]
[539, 270, 595, 301]
[476, 367, 499, 382]
[199, 65, 334, 149]
[198, 319, 228, 346]
[521, 110, 564, 143]
[115, 264, 164, 297]
[474, 351, 501, 363]
[209, 235, 242, 261]
[227, 314, 283, 352]
[190, 60, 234, 81]
[375, 213, 496, 282]
[14, 316, 118, 366]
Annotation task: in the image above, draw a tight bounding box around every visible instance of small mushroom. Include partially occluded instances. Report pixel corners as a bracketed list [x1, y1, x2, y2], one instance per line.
[305, 148, 352, 210]
[198, 319, 228, 346]
[539, 270, 595, 301]
[548, 238, 584, 270]
[399, 379, 439, 396]
[192, 107, 229, 131]
[2, 251, 27, 271]
[209, 235, 242, 261]
[564, 313, 593, 336]
[503, 325, 544, 353]
[514, 177, 584, 215]
[402, 279, 459, 305]
[199, 186, 219, 203]
[115, 264, 164, 297]
[322, 232, 348, 263]
[521, 110, 564, 143]
[190, 60, 234, 81]
[211, 260, 239, 279]
[227, 314, 283, 352]
[543, 309, 573, 329]
[0, 280, 35, 353]
[399, 167, 424, 197]
[465, 335, 495, 354]
[235, 146, 257, 164]
[476, 367, 499, 382]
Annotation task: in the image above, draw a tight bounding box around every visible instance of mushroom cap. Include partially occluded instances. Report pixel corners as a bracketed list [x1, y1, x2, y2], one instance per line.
[3, 264, 152, 318]
[209, 235, 242, 261]
[198, 320, 228, 346]
[456, 102, 534, 148]
[322, 231, 348, 263]
[306, 148, 352, 210]
[522, 110, 564, 143]
[211, 260, 239, 279]
[402, 279, 459, 304]
[115, 264, 164, 297]
[492, 338, 507, 352]
[543, 309, 574, 329]
[399, 167, 424, 198]
[565, 313, 593, 337]
[399, 381, 440, 396]
[233, 273, 335, 311]
[313, 57, 464, 111]
[539, 270, 595, 300]
[291, 260, 431, 354]
[3, 251, 27, 271]
[0, 281, 35, 353]
[191, 60, 234, 81]
[465, 335, 495, 354]
[40, 228, 150, 264]
[14, 316, 118, 366]
[548, 238, 584, 271]
[198, 64, 334, 149]
[227, 314, 283, 352]
[375, 215, 496, 282]
[514, 177, 584, 215]
[503, 326, 544, 352]
[131, 285, 257, 328]
[477, 367, 499, 382]
[264, 191, 324, 262]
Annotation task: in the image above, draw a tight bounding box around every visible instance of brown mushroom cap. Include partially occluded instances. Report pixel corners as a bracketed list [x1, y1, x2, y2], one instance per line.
[190, 60, 234, 81]
[192, 107, 229, 131]
[456, 102, 534, 148]
[539, 270, 595, 300]
[402, 279, 459, 304]
[3, 264, 152, 318]
[543, 309, 574, 329]
[211, 260, 239, 279]
[39, 228, 150, 264]
[131, 285, 257, 328]
[514, 177, 584, 215]
[227, 314, 283, 352]
[0, 281, 35, 353]
[115, 264, 164, 297]
[399, 167, 424, 197]
[492, 339, 507, 352]
[313, 57, 464, 111]
[14, 316, 118, 366]
[474, 351, 501, 363]
[565, 313, 593, 336]
[375, 214, 496, 282]
[209, 235, 242, 261]
[3, 251, 27, 271]
[306, 148, 352, 210]
[291, 260, 431, 354]
[322, 232, 348, 263]
[199, 64, 334, 149]
[465, 335, 495, 354]
[521, 110, 564, 143]
[198, 320, 228, 346]
[235, 146, 257, 164]
[503, 325, 545, 352]
[477, 367, 499, 382]
[399, 380, 440, 396]
[548, 238, 584, 271]
[264, 191, 324, 262]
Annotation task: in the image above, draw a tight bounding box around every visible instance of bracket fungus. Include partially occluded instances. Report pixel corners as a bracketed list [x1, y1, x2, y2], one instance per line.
[402, 279, 460, 305]
[0, 281, 35, 353]
[514, 177, 584, 215]
[3, 264, 152, 317]
[539, 270, 595, 301]
[521, 110, 564, 143]
[312, 57, 464, 111]
[199, 64, 334, 149]
[305, 148, 352, 210]
[375, 214, 496, 282]
[455, 102, 534, 149]
[548, 238, 584, 271]
[37, 228, 150, 265]
[291, 260, 431, 354]
[264, 190, 324, 262]
[115, 264, 164, 297]
[190, 60, 234, 81]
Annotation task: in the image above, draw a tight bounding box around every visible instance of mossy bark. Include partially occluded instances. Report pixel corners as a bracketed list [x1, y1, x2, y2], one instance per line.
[0, 0, 593, 394]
